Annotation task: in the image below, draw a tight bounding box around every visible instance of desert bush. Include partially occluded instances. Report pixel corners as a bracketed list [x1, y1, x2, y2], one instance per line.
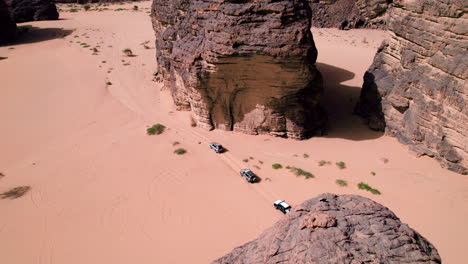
[303, 153, 309, 158]
[69, 8, 79, 13]
[287, 166, 314, 179]
[318, 160, 331, 166]
[84, 5, 90, 11]
[1, 186, 31, 199]
[336, 161, 346, 169]
[272, 163, 282, 169]
[258, 160, 264, 164]
[242, 159, 249, 163]
[106, 81, 112, 85]
[133, 5, 138, 10]
[174, 148, 187, 155]
[336, 179, 347, 186]
[147, 124, 165, 135]
[357, 182, 381, 195]
[371, 171, 376, 176]
[122, 48, 134, 57]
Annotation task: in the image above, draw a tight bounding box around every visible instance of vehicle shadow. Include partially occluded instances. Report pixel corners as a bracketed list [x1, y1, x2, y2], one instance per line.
[0, 57, 7, 60]
[0, 25, 73, 47]
[316, 63, 384, 141]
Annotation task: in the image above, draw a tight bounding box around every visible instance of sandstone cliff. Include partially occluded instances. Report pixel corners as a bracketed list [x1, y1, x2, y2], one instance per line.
[0, 0, 16, 43]
[152, 0, 326, 139]
[212, 193, 441, 264]
[355, 0, 467, 174]
[309, 0, 392, 29]
[6, 0, 58, 23]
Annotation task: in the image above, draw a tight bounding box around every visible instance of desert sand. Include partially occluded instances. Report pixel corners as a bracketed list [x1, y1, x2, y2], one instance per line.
[0, 2, 467, 263]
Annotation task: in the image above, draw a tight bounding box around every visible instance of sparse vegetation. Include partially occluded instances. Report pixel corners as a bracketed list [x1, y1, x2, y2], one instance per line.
[174, 148, 187, 155]
[106, 81, 112, 85]
[357, 182, 381, 195]
[303, 153, 309, 158]
[265, 177, 271, 182]
[318, 160, 331, 166]
[172, 141, 180, 146]
[336, 161, 346, 169]
[258, 160, 263, 164]
[1, 186, 31, 199]
[146, 124, 166, 135]
[115, 8, 127, 11]
[336, 179, 347, 187]
[190, 116, 197, 127]
[133, 5, 138, 11]
[69, 8, 79, 13]
[371, 171, 376, 176]
[243, 159, 249, 163]
[122, 48, 135, 57]
[249, 157, 254, 160]
[253, 165, 261, 170]
[287, 166, 314, 179]
[84, 5, 90, 11]
[272, 163, 283, 169]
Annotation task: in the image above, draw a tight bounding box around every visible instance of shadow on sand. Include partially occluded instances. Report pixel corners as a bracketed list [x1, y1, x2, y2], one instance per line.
[0, 25, 73, 47]
[317, 63, 383, 141]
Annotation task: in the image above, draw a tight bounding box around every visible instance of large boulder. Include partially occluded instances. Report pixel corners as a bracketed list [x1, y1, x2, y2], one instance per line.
[309, 0, 392, 29]
[152, 0, 327, 139]
[6, 0, 59, 23]
[355, 0, 468, 174]
[0, 0, 16, 43]
[212, 194, 441, 264]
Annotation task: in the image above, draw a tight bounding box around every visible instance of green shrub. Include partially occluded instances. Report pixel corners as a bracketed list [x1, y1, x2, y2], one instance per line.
[357, 182, 381, 195]
[287, 166, 314, 179]
[336, 161, 346, 169]
[69, 8, 79, 12]
[84, 5, 90, 11]
[272, 163, 282, 169]
[147, 124, 165, 135]
[303, 153, 309, 158]
[336, 179, 347, 187]
[174, 148, 187, 155]
[318, 160, 330, 166]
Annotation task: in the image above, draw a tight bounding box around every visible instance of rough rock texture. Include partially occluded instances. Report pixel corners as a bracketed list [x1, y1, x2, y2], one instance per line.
[54, 0, 140, 3]
[355, 0, 468, 174]
[6, 0, 59, 23]
[0, 0, 16, 43]
[309, 0, 392, 29]
[212, 193, 441, 264]
[152, 0, 326, 139]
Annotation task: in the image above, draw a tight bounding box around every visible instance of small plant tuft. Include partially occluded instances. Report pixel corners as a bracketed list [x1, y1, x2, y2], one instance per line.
[147, 124, 165, 135]
[303, 153, 309, 158]
[287, 166, 314, 179]
[336, 179, 347, 187]
[371, 171, 376, 176]
[174, 148, 187, 155]
[318, 160, 331, 166]
[258, 160, 263, 164]
[357, 182, 381, 195]
[106, 81, 112, 85]
[272, 163, 282, 169]
[242, 159, 249, 163]
[336, 161, 346, 169]
[133, 5, 138, 10]
[84, 5, 90, 11]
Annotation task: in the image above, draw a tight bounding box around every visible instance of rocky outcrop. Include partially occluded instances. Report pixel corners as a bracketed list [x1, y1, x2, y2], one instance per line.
[309, 0, 392, 29]
[355, 0, 467, 174]
[0, 0, 16, 43]
[152, 0, 326, 139]
[212, 193, 441, 264]
[6, 0, 59, 23]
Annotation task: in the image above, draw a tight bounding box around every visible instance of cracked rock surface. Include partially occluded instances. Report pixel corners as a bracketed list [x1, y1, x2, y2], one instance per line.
[212, 193, 441, 264]
[355, 0, 467, 174]
[152, 0, 326, 139]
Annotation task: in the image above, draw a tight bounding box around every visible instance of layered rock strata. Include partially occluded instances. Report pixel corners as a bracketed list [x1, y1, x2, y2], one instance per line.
[309, 0, 392, 29]
[152, 0, 326, 139]
[212, 193, 441, 264]
[355, 0, 467, 174]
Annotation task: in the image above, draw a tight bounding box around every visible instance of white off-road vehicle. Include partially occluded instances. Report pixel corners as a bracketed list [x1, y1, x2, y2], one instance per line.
[274, 200, 292, 214]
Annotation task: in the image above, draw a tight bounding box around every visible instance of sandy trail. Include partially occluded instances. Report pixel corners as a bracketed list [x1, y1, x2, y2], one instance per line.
[0, 3, 467, 264]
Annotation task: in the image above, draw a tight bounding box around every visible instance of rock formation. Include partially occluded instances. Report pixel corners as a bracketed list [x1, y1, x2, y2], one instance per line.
[6, 0, 59, 23]
[152, 0, 326, 139]
[309, 0, 392, 29]
[212, 193, 441, 264]
[355, 0, 467, 174]
[0, 0, 16, 43]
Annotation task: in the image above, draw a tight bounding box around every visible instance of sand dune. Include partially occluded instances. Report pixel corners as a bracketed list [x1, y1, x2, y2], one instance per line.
[0, 2, 467, 264]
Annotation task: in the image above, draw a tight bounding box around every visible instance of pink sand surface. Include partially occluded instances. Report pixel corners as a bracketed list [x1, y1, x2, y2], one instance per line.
[0, 3, 467, 264]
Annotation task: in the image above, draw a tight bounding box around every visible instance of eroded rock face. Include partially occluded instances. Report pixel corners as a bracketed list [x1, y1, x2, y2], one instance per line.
[152, 0, 326, 139]
[355, 0, 468, 174]
[6, 0, 59, 23]
[0, 0, 16, 43]
[309, 0, 392, 29]
[212, 193, 441, 264]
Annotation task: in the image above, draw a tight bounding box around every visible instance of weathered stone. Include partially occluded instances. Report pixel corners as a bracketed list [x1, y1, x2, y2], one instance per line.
[309, 0, 392, 29]
[152, 0, 326, 139]
[0, 0, 16, 43]
[212, 193, 441, 264]
[355, 0, 468, 174]
[6, 0, 59, 23]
